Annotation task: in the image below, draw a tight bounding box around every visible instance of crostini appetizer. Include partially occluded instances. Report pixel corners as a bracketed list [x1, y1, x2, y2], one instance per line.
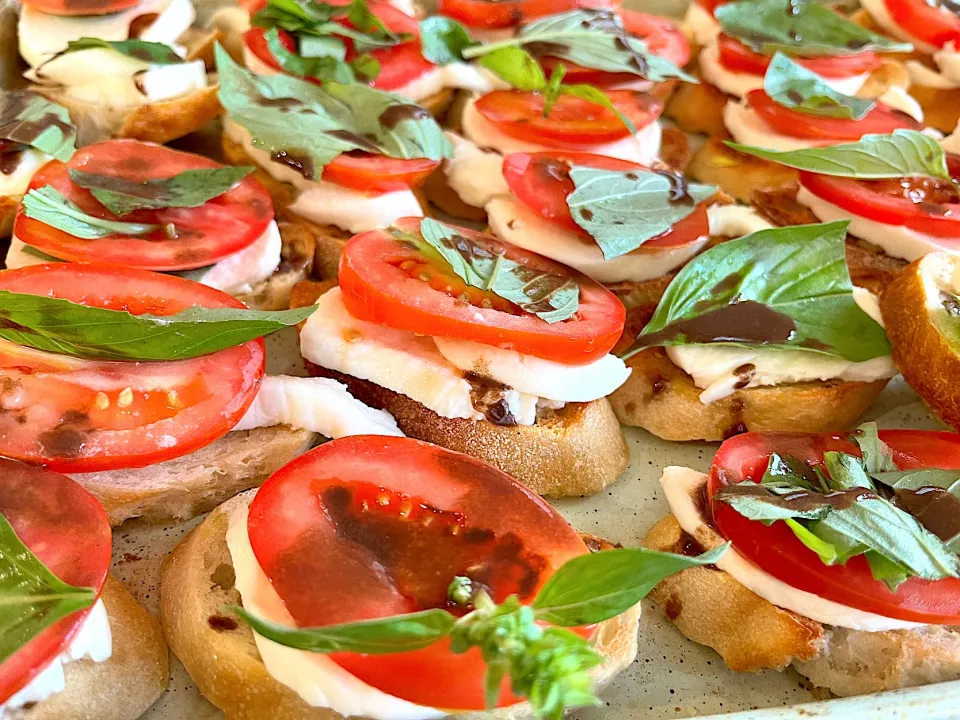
[294, 217, 631, 495]
[437, 0, 619, 40]
[0, 263, 401, 524]
[610, 221, 896, 440]
[16, 0, 219, 143]
[161, 435, 722, 719]
[0, 459, 168, 719]
[646, 425, 960, 696]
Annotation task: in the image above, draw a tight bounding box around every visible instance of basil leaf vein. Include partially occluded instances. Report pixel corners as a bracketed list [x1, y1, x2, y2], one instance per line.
[22, 186, 161, 239]
[0, 90, 76, 162]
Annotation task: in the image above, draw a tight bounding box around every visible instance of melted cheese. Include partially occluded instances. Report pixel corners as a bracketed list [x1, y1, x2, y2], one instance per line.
[0, 149, 48, 198]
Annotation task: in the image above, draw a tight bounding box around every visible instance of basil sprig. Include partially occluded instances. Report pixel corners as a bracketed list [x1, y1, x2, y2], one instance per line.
[61, 37, 184, 64]
[22, 186, 163, 239]
[622, 221, 891, 362]
[763, 53, 875, 120]
[232, 544, 727, 719]
[67, 166, 254, 216]
[216, 44, 451, 181]
[716, 0, 912, 56]
[727, 130, 952, 181]
[0, 291, 316, 361]
[0, 513, 97, 665]
[408, 219, 580, 324]
[566, 166, 716, 259]
[0, 90, 76, 162]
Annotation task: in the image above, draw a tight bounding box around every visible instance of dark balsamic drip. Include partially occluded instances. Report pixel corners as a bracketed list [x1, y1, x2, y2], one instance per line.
[0, 91, 73, 149]
[0, 145, 23, 175]
[717, 482, 877, 511]
[207, 615, 239, 632]
[522, 41, 570, 57]
[895, 487, 960, 543]
[785, 89, 804, 104]
[733, 362, 756, 389]
[638, 300, 798, 347]
[710, 272, 742, 296]
[325, 129, 381, 153]
[941, 291, 960, 316]
[465, 372, 518, 426]
[938, 0, 960, 16]
[378, 104, 429, 129]
[37, 409, 90, 460]
[270, 150, 315, 179]
[653, 168, 695, 205]
[256, 96, 302, 110]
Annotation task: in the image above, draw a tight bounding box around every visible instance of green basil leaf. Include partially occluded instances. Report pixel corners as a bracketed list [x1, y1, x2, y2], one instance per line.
[532, 544, 728, 626]
[542, 63, 566, 117]
[22, 186, 162, 239]
[230, 605, 456, 653]
[0, 90, 76, 162]
[714, 480, 835, 522]
[417, 219, 580, 323]
[0, 513, 97, 665]
[298, 34, 348, 60]
[557, 83, 637, 134]
[715, 0, 913, 56]
[763, 52, 875, 120]
[265, 27, 357, 82]
[727, 129, 951, 180]
[0, 291, 316, 361]
[345, 0, 404, 51]
[216, 44, 450, 180]
[865, 550, 911, 591]
[419, 16, 478, 65]
[566, 167, 715, 259]
[62, 37, 183, 64]
[871, 468, 960, 548]
[853, 422, 897, 473]
[823, 450, 876, 491]
[478, 46, 547, 91]
[350, 53, 382, 81]
[67, 166, 254, 216]
[625, 221, 892, 362]
[254, 0, 334, 26]
[763, 452, 828, 492]
[784, 518, 840, 564]
[873, 469, 960, 493]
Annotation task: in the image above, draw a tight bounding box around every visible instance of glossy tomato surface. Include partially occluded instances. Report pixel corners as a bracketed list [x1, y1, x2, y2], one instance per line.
[884, 0, 960, 50]
[438, 0, 620, 28]
[338, 217, 625, 364]
[247, 435, 590, 708]
[708, 430, 960, 623]
[474, 89, 662, 145]
[20, 0, 138, 15]
[745, 89, 922, 140]
[798, 154, 960, 238]
[503, 151, 711, 246]
[716, 34, 883, 78]
[322, 153, 441, 192]
[14, 140, 274, 272]
[0, 264, 265, 472]
[0, 460, 110, 704]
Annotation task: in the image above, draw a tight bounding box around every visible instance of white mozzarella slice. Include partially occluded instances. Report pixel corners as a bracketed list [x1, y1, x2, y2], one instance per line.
[0, 149, 48, 198]
[196, 220, 281, 295]
[442, 132, 510, 208]
[390, 63, 507, 103]
[6, 236, 52, 269]
[706, 203, 774, 238]
[136, 59, 208, 102]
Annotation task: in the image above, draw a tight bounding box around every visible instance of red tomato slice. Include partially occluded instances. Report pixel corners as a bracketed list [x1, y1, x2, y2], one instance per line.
[323, 153, 440, 192]
[244, 27, 290, 75]
[14, 140, 274, 272]
[696, 0, 727, 12]
[438, 0, 621, 29]
[338, 217, 625, 364]
[502, 151, 710, 248]
[20, 0, 138, 15]
[0, 264, 265, 473]
[716, 34, 883, 79]
[799, 154, 960, 239]
[540, 10, 691, 85]
[0, 461, 110, 704]
[247, 435, 590, 708]
[745, 89, 922, 141]
[707, 430, 960, 624]
[367, 41, 437, 90]
[475, 89, 662, 146]
[884, 0, 960, 50]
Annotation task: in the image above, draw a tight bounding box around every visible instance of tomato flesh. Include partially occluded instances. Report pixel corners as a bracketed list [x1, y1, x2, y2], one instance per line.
[503, 151, 710, 247]
[247, 436, 590, 708]
[366, 41, 437, 90]
[14, 140, 274, 272]
[20, 0, 138, 15]
[708, 430, 960, 624]
[0, 264, 265, 472]
[323, 152, 440, 192]
[884, 0, 960, 50]
[0, 461, 110, 704]
[338, 217, 625, 364]
[798, 154, 960, 239]
[438, 0, 621, 29]
[475, 89, 662, 146]
[716, 34, 883, 78]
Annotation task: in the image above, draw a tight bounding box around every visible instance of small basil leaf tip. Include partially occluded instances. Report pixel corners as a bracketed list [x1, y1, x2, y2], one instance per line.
[62, 37, 184, 64]
[763, 53, 875, 120]
[22, 186, 162, 239]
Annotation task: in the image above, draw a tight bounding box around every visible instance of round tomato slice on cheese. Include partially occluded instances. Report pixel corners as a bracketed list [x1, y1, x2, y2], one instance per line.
[884, 0, 960, 50]
[474, 89, 662, 145]
[323, 153, 440, 192]
[503, 151, 710, 247]
[716, 34, 883, 78]
[338, 217, 625, 364]
[438, 0, 621, 29]
[14, 140, 274, 272]
[707, 430, 960, 624]
[0, 460, 110, 704]
[745, 89, 922, 140]
[0, 264, 265, 473]
[247, 435, 590, 709]
[367, 41, 437, 91]
[798, 154, 960, 238]
[20, 0, 138, 16]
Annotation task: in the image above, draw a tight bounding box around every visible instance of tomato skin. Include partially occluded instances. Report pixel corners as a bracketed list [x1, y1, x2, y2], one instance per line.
[14, 140, 274, 272]
[0, 461, 110, 704]
[716, 34, 883, 79]
[247, 435, 590, 709]
[695, 0, 727, 12]
[367, 41, 437, 90]
[323, 153, 440, 192]
[244, 27, 291, 75]
[338, 217, 625, 364]
[708, 430, 960, 624]
[884, 0, 960, 50]
[798, 154, 960, 239]
[503, 151, 711, 247]
[475, 89, 662, 146]
[20, 0, 138, 15]
[438, 0, 621, 29]
[0, 264, 265, 473]
[745, 89, 922, 141]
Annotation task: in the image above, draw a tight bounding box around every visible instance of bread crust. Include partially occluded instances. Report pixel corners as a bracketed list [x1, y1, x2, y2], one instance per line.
[904, 84, 960, 134]
[0, 193, 17, 238]
[161, 491, 641, 720]
[687, 137, 799, 204]
[9, 575, 168, 720]
[70, 426, 316, 526]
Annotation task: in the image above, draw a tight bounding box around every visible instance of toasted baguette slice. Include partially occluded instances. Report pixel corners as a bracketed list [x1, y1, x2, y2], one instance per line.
[0, 194, 16, 238]
[70, 426, 316, 526]
[308, 364, 629, 496]
[161, 490, 641, 720]
[686, 137, 799, 204]
[905, 84, 960, 133]
[880, 252, 960, 429]
[10, 575, 168, 720]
